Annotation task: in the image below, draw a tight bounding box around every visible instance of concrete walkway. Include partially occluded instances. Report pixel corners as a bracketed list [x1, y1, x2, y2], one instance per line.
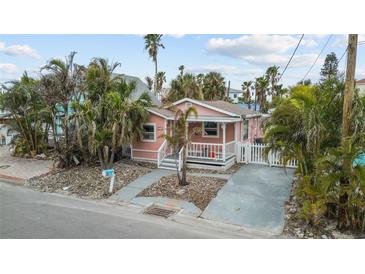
[0, 146, 52, 184]
[201, 164, 295, 235]
[111, 169, 203, 216]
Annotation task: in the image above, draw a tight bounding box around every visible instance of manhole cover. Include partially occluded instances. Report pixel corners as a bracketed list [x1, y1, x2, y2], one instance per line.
[143, 205, 178, 218]
[0, 165, 10, 169]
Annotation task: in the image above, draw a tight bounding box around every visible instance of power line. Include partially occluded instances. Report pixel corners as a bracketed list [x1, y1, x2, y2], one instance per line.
[339, 41, 365, 64]
[278, 34, 304, 82]
[301, 34, 333, 82]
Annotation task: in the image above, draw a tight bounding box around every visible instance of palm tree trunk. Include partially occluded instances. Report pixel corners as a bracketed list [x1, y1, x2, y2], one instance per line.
[154, 58, 158, 95]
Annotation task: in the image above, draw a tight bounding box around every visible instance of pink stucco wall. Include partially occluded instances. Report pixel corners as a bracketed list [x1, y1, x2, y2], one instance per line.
[131, 113, 166, 160]
[189, 122, 235, 143]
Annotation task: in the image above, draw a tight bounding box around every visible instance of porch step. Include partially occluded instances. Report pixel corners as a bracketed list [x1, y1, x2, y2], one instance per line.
[159, 158, 179, 170]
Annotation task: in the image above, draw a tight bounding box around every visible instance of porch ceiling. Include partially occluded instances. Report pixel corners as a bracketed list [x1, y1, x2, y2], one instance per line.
[167, 116, 241, 122]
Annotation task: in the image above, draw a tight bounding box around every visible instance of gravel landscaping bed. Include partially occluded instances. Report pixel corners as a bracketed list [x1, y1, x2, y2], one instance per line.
[27, 162, 151, 199]
[283, 178, 359, 239]
[137, 175, 227, 210]
[187, 163, 244, 175]
[120, 159, 157, 169]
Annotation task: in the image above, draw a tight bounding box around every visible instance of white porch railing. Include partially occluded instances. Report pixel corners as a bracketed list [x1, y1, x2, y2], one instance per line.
[224, 141, 236, 160]
[187, 142, 224, 160]
[157, 140, 168, 167]
[237, 142, 298, 168]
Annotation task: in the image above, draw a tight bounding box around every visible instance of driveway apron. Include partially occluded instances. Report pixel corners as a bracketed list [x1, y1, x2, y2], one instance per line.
[201, 164, 295, 235]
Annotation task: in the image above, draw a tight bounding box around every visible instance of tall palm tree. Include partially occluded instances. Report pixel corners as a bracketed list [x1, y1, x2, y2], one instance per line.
[241, 81, 253, 109]
[202, 72, 226, 100]
[265, 65, 281, 97]
[144, 34, 165, 95]
[255, 76, 269, 112]
[167, 73, 203, 102]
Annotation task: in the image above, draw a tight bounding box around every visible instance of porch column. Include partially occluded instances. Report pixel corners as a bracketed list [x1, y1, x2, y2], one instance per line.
[222, 123, 226, 161]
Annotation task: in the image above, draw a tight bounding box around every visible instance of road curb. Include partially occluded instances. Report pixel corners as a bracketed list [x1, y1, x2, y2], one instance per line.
[0, 173, 26, 186]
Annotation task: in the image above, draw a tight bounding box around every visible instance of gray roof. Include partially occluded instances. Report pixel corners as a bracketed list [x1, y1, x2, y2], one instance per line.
[147, 107, 175, 118]
[228, 88, 242, 94]
[113, 74, 161, 106]
[201, 100, 261, 118]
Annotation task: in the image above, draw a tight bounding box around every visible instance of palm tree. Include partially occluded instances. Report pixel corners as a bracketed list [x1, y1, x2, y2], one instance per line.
[156, 71, 166, 94]
[255, 76, 269, 112]
[241, 81, 253, 109]
[144, 34, 165, 95]
[40, 51, 85, 165]
[202, 72, 226, 100]
[265, 65, 281, 97]
[145, 76, 153, 91]
[166, 70, 203, 102]
[164, 106, 199, 186]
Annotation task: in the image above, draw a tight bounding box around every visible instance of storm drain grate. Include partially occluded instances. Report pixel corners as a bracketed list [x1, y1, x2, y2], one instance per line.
[143, 205, 178, 218]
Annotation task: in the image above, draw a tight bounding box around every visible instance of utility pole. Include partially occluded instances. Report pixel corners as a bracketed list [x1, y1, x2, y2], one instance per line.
[339, 34, 358, 229]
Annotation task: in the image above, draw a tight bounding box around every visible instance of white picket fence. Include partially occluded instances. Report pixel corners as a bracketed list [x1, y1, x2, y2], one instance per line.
[237, 142, 298, 168]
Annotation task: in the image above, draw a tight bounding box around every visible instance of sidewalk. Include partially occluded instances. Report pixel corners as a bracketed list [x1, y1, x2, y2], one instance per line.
[0, 146, 53, 184]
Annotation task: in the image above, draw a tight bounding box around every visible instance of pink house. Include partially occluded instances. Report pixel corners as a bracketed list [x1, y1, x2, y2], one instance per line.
[131, 98, 264, 170]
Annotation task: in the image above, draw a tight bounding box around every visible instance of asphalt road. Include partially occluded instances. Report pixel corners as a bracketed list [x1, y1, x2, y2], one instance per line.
[0, 181, 255, 239]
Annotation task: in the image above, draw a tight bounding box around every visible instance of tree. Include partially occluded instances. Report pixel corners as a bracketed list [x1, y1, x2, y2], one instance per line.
[156, 71, 166, 94]
[164, 106, 199, 186]
[74, 58, 152, 169]
[320, 52, 339, 82]
[144, 34, 165, 95]
[265, 65, 281, 97]
[241, 81, 253, 109]
[166, 69, 203, 102]
[0, 73, 47, 156]
[202, 72, 226, 100]
[145, 76, 153, 91]
[40, 51, 85, 165]
[255, 76, 269, 112]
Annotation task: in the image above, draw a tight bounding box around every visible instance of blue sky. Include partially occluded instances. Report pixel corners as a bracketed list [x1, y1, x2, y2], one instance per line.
[1, 34, 365, 90]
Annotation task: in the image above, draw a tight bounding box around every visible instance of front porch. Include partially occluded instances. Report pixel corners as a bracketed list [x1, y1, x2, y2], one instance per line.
[158, 120, 240, 171]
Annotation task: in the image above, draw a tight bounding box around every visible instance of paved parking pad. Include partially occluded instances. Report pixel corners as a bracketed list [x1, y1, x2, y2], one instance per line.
[201, 165, 295, 235]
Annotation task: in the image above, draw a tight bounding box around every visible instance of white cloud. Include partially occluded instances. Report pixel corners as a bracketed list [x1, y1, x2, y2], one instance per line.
[205, 34, 319, 68]
[356, 67, 365, 80]
[0, 42, 41, 59]
[332, 34, 365, 47]
[0, 63, 18, 74]
[166, 34, 185, 38]
[206, 34, 317, 59]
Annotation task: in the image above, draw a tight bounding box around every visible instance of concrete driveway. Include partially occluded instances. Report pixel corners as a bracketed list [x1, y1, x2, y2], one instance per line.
[201, 164, 295, 235]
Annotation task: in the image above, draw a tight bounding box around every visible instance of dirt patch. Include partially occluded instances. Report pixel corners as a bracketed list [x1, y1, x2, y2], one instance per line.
[27, 162, 151, 199]
[187, 163, 244, 175]
[138, 175, 227, 210]
[283, 178, 358, 239]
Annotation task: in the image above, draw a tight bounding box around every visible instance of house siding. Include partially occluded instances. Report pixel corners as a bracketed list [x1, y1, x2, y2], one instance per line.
[131, 113, 166, 161]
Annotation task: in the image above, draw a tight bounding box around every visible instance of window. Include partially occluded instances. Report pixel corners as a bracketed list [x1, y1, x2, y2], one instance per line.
[242, 120, 249, 140]
[203, 122, 219, 137]
[142, 123, 156, 141]
[234, 94, 237, 98]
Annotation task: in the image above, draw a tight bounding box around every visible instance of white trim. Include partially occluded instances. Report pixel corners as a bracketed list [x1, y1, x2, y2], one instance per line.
[142, 123, 156, 142]
[183, 117, 241, 122]
[172, 98, 240, 117]
[202, 121, 220, 138]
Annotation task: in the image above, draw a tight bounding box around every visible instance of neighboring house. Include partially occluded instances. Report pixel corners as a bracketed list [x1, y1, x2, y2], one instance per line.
[0, 111, 17, 145]
[356, 78, 365, 96]
[131, 98, 264, 170]
[228, 88, 243, 103]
